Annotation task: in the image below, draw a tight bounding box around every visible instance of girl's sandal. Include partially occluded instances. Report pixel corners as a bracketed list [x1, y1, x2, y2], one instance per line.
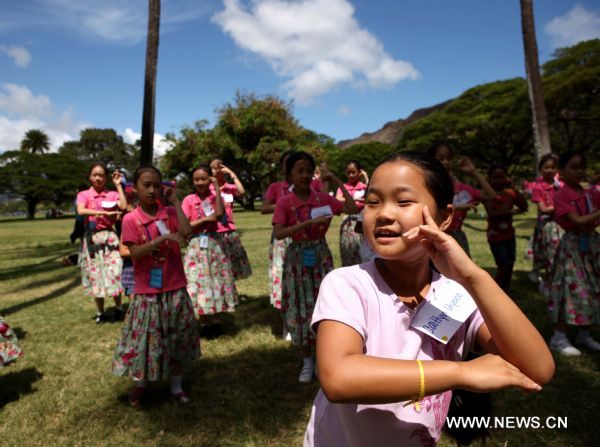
[171, 391, 190, 404]
[128, 387, 146, 407]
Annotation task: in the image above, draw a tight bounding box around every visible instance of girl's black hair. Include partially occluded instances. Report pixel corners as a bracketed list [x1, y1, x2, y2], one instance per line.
[427, 141, 454, 159]
[191, 164, 213, 178]
[558, 151, 586, 169]
[88, 162, 108, 176]
[379, 151, 454, 210]
[285, 151, 316, 178]
[538, 153, 558, 171]
[133, 165, 162, 184]
[279, 149, 296, 167]
[346, 159, 362, 171]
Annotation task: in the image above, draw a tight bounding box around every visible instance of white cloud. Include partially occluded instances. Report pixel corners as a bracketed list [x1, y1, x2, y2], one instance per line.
[545, 4, 600, 48]
[123, 127, 174, 158]
[213, 0, 419, 104]
[0, 84, 89, 151]
[338, 105, 351, 116]
[0, 45, 32, 67]
[0, 0, 213, 45]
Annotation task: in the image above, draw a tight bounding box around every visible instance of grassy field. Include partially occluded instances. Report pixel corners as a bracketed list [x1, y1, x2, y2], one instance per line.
[0, 208, 598, 446]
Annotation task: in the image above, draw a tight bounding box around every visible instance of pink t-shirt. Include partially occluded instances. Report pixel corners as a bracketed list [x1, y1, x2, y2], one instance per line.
[554, 184, 600, 232]
[336, 181, 367, 211]
[209, 182, 239, 232]
[121, 206, 187, 294]
[531, 177, 562, 211]
[485, 189, 518, 242]
[304, 262, 484, 447]
[448, 181, 481, 232]
[264, 180, 293, 205]
[181, 192, 219, 234]
[272, 190, 344, 241]
[76, 187, 121, 231]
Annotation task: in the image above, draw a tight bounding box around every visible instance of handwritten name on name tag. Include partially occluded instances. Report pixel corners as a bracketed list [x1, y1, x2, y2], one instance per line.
[411, 280, 476, 344]
[310, 205, 333, 219]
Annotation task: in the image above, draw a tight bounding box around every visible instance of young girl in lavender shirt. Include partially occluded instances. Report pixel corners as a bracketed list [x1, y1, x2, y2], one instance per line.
[304, 152, 554, 446]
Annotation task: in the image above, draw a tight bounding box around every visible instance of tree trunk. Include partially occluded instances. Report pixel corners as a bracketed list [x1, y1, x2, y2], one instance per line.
[140, 0, 161, 166]
[520, 0, 552, 172]
[26, 198, 38, 220]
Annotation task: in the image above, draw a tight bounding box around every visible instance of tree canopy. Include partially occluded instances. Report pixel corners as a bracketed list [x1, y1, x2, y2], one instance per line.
[20, 129, 51, 154]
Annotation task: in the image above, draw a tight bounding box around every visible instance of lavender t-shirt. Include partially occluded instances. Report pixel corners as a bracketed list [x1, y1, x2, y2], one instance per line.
[304, 260, 484, 447]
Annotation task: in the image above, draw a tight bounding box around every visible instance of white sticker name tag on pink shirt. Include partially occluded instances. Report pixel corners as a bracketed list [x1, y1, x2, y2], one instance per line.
[155, 220, 169, 235]
[222, 193, 234, 203]
[410, 280, 476, 344]
[201, 200, 214, 216]
[452, 190, 473, 206]
[101, 200, 117, 209]
[353, 190, 365, 200]
[310, 205, 333, 219]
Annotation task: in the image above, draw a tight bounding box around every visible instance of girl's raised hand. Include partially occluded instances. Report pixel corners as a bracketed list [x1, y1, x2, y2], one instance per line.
[403, 205, 478, 284]
[162, 186, 177, 204]
[459, 353, 542, 393]
[457, 156, 476, 174]
[112, 171, 123, 186]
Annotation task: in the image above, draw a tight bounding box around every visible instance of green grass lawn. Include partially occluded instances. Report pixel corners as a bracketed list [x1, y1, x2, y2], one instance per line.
[0, 209, 598, 446]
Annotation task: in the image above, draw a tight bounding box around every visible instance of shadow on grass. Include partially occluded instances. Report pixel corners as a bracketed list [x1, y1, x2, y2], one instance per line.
[0, 367, 43, 410]
[91, 345, 318, 446]
[0, 253, 71, 282]
[0, 276, 80, 316]
[6, 268, 79, 293]
[0, 241, 73, 261]
[211, 295, 282, 340]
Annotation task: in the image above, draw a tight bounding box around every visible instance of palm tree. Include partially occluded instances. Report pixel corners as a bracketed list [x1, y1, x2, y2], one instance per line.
[140, 0, 161, 166]
[520, 0, 552, 170]
[20, 129, 51, 154]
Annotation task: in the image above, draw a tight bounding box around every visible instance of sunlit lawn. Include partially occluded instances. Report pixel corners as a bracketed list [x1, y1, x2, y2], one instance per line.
[0, 207, 598, 446]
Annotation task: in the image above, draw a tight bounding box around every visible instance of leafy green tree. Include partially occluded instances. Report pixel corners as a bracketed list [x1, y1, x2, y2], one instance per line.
[398, 78, 533, 176]
[20, 129, 51, 154]
[0, 151, 87, 219]
[542, 39, 600, 160]
[58, 128, 140, 176]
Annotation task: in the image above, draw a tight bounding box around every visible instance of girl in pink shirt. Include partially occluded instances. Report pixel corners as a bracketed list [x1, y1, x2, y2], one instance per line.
[210, 158, 252, 281]
[273, 151, 359, 382]
[305, 151, 554, 446]
[112, 166, 199, 406]
[335, 160, 369, 267]
[76, 163, 127, 323]
[428, 143, 497, 257]
[548, 152, 600, 356]
[530, 154, 564, 294]
[182, 164, 238, 336]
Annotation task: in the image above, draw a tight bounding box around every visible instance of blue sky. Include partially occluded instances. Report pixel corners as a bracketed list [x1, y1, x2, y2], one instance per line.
[1, 0, 599, 155]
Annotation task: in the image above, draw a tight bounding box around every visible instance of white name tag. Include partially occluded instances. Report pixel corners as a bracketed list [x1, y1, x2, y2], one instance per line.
[222, 193, 234, 203]
[101, 200, 117, 209]
[353, 190, 365, 200]
[410, 280, 477, 344]
[453, 190, 473, 206]
[155, 220, 169, 235]
[199, 235, 209, 249]
[310, 205, 333, 219]
[201, 200, 214, 216]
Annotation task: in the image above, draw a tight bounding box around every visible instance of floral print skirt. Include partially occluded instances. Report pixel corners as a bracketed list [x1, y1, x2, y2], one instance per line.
[548, 232, 600, 326]
[80, 230, 123, 298]
[268, 234, 291, 309]
[339, 214, 362, 267]
[0, 316, 23, 367]
[121, 258, 135, 296]
[216, 231, 252, 280]
[111, 288, 200, 381]
[185, 235, 238, 315]
[533, 217, 563, 273]
[281, 239, 334, 349]
[448, 229, 471, 258]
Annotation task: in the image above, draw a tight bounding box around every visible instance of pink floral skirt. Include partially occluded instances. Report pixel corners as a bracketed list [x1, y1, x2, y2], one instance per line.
[80, 230, 123, 298]
[0, 316, 23, 367]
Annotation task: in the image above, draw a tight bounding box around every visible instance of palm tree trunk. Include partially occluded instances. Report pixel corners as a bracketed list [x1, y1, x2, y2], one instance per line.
[520, 0, 552, 171]
[140, 0, 161, 166]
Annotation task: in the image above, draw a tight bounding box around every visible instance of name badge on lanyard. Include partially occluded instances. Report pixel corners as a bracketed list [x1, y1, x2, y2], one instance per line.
[302, 248, 317, 267]
[150, 266, 163, 289]
[199, 234, 209, 249]
[201, 200, 214, 216]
